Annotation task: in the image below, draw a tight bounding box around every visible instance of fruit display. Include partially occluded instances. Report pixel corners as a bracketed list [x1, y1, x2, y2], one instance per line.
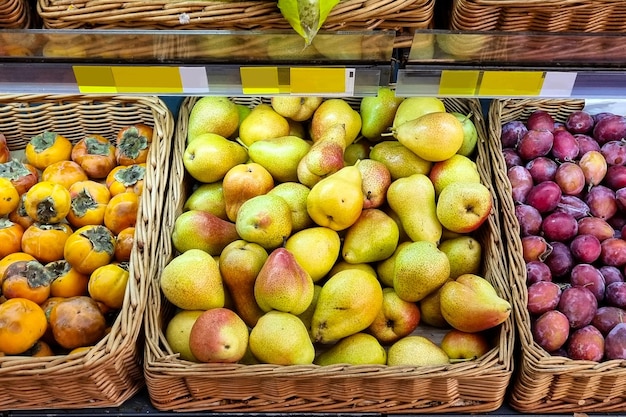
[500, 107, 626, 361]
[0, 125, 151, 356]
[158, 91, 512, 369]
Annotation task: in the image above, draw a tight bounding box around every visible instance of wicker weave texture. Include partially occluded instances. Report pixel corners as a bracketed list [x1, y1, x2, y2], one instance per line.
[449, 0, 626, 32]
[488, 98, 626, 413]
[0, 94, 174, 411]
[36, 0, 433, 48]
[0, 0, 30, 28]
[143, 96, 514, 414]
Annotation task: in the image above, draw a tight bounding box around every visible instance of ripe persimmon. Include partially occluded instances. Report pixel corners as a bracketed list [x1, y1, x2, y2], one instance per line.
[2, 260, 54, 304]
[115, 124, 153, 166]
[47, 260, 89, 298]
[49, 296, 107, 350]
[103, 192, 139, 235]
[71, 135, 117, 179]
[88, 262, 129, 309]
[105, 164, 145, 196]
[0, 252, 36, 283]
[0, 297, 47, 355]
[63, 225, 115, 275]
[24, 131, 72, 170]
[0, 217, 24, 259]
[41, 160, 88, 190]
[114, 226, 135, 263]
[66, 180, 111, 228]
[21, 222, 73, 263]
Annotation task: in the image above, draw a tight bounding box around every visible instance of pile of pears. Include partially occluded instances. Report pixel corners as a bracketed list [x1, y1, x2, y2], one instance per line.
[160, 90, 512, 367]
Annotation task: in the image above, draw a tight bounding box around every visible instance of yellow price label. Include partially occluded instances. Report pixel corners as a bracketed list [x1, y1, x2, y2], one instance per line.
[479, 71, 545, 96]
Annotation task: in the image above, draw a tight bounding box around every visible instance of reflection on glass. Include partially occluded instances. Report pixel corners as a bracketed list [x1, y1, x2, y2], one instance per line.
[0, 29, 394, 63]
[409, 30, 626, 66]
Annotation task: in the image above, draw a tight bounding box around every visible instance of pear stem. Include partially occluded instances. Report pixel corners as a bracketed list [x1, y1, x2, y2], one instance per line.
[235, 137, 248, 150]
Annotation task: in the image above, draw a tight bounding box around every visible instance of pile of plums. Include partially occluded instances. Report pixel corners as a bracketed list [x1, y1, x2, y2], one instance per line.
[502, 108, 626, 361]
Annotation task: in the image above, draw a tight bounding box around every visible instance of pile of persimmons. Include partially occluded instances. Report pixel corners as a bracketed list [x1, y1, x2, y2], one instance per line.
[0, 125, 152, 357]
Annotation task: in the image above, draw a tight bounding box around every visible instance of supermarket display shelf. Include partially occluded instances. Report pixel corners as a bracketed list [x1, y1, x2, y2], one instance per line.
[2, 387, 608, 417]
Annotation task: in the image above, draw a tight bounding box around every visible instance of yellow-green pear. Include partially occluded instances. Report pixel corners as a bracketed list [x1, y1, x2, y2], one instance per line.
[183, 133, 248, 184]
[360, 86, 404, 141]
[342, 208, 399, 264]
[344, 139, 373, 165]
[171, 210, 239, 256]
[187, 96, 239, 142]
[222, 162, 275, 222]
[376, 241, 412, 288]
[165, 309, 204, 362]
[285, 227, 341, 282]
[183, 182, 227, 220]
[392, 97, 446, 129]
[369, 141, 432, 180]
[310, 99, 362, 146]
[160, 249, 225, 310]
[394, 241, 450, 302]
[329, 260, 377, 278]
[271, 96, 323, 122]
[248, 136, 311, 183]
[387, 336, 449, 366]
[267, 182, 313, 232]
[296, 123, 346, 188]
[428, 154, 481, 196]
[436, 182, 493, 234]
[314, 333, 387, 365]
[238, 104, 290, 147]
[311, 269, 383, 343]
[249, 311, 315, 365]
[254, 247, 314, 315]
[357, 159, 392, 209]
[439, 274, 511, 333]
[297, 284, 322, 333]
[235, 194, 293, 250]
[419, 280, 452, 329]
[392, 112, 465, 162]
[307, 165, 364, 231]
[451, 112, 479, 157]
[219, 240, 268, 327]
[439, 236, 482, 279]
[387, 174, 442, 244]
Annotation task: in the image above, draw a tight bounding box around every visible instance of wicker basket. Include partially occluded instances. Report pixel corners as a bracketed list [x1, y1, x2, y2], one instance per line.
[0, 0, 31, 28]
[0, 94, 174, 411]
[36, 0, 434, 48]
[449, 0, 626, 32]
[143, 96, 514, 413]
[488, 98, 626, 413]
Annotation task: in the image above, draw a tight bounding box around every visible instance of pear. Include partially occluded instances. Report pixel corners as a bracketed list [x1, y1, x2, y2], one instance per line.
[165, 309, 204, 362]
[369, 141, 432, 180]
[393, 112, 464, 162]
[439, 273, 511, 333]
[429, 154, 481, 196]
[387, 336, 449, 366]
[439, 236, 482, 279]
[254, 247, 315, 315]
[393, 241, 450, 302]
[387, 174, 442, 244]
[249, 310, 315, 365]
[310, 99, 362, 146]
[307, 165, 364, 231]
[356, 159, 392, 209]
[392, 97, 446, 129]
[235, 194, 293, 250]
[360, 86, 404, 141]
[182, 133, 248, 184]
[267, 182, 313, 232]
[238, 104, 290, 147]
[187, 96, 239, 142]
[222, 162, 275, 222]
[248, 136, 311, 183]
[183, 182, 227, 220]
[288, 119, 306, 139]
[344, 139, 373, 165]
[219, 240, 268, 327]
[296, 123, 346, 188]
[160, 249, 225, 310]
[271, 96, 323, 122]
[285, 227, 341, 282]
[328, 260, 377, 278]
[419, 280, 453, 329]
[314, 333, 387, 365]
[311, 269, 383, 343]
[451, 112, 479, 157]
[171, 210, 239, 256]
[297, 284, 322, 333]
[376, 241, 412, 288]
[342, 208, 399, 264]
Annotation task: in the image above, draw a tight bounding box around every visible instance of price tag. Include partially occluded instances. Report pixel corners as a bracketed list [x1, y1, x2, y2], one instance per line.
[439, 70, 480, 96]
[478, 71, 545, 97]
[290, 68, 355, 95]
[73, 66, 117, 93]
[111, 66, 183, 94]
[240, 67, 282, 95]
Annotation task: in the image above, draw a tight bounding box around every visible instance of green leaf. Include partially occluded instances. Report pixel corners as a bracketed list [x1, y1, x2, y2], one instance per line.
[278, 0, 340, 46]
